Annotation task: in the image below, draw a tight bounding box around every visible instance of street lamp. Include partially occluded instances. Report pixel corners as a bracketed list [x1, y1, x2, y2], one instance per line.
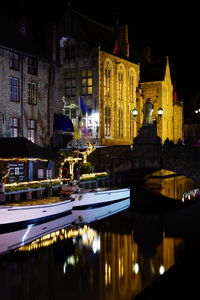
[132, 106, 163, 124]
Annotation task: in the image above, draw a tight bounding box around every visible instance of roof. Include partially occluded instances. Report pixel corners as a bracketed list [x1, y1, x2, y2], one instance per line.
[0, 15, 47, 59]
[140, 58, 167, 82]
[0, 137, 60, 161]
[57, 7, 130, 60]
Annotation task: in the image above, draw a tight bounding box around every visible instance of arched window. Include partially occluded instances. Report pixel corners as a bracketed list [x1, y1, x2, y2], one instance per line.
[129, 69, 135, 102]
[117, 65, 125, 101]
[104, 60, 112, 98]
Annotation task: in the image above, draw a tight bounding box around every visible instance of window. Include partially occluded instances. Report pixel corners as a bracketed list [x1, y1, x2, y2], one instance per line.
[28, 57, 38, 75]
[130, 110, 134, 139]
[9, 77, 19, 101]
[118, 109, 123, 138]
[105, 106, 111, 137]
[46, 169, 52, 179]
[10, 117, 19, 137]
[9, 52, 20, 70]
[117, 68, 124, 100]
[81, 69, 92, 95]
[38, 169, 44, 179]
[28, 82, 37, 105]
[104, 63, 111, 97]
[129, 72, 135, 102]
[65, 70, 76, 97]
[28, 119, 36, 143]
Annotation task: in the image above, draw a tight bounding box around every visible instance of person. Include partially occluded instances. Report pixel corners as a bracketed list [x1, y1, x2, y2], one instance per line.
[142, 98, 154, 125]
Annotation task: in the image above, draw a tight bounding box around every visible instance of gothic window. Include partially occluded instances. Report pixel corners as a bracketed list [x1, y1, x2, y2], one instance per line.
[81, 69, 92, 95]
[118, 109, 123, 138]
[10, 117, 19, 137]
[130, 110, 134, 139]
[9, 52, 20, 70]
[28, 119, 36, 143]
[65, 70, 76, 97]
[28, 82, 37, 105]
[117, 66, 125, 101]
[105, 106, 111, 137]
[129, 71, 135, 102]
[9, 77, 19, 102]
[104, 62, 111, 98]
[28, 57, 38, 75]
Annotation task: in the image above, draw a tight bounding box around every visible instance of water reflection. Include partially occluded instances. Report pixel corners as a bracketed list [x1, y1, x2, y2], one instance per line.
[144, 169, 200, 202]
[1, 172, 200, 299]
[0, 215, 184, 300]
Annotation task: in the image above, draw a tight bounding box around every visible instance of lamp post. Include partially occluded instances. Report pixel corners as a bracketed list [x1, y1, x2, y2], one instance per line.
[132, 106, 163, 125]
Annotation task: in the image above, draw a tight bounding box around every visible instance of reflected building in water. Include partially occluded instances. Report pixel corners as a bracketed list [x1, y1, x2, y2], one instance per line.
[0, 223, 184, 300]
[144, 169, 200, 201]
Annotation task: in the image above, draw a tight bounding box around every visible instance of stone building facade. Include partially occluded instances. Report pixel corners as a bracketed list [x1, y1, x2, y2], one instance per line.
[57, 6, 183, 146]
[0, 7, 183, 150]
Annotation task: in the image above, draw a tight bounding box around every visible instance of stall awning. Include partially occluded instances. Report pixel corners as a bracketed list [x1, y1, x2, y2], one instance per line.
[0, 137, 60, 161]
[54, 114, 74, 132]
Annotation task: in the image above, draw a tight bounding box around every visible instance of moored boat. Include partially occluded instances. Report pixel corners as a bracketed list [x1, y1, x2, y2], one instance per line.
[72, 198, 130, 224]
[71, 187, 130, 209]
[0, 213, 74, 254]
[0, 197, 73, 228]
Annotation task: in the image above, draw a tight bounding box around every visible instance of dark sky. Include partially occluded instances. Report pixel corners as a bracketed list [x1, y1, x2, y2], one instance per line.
[2, 0, 200, 103]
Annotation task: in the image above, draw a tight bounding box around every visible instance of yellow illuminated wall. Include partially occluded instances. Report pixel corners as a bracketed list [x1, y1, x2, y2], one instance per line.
[99, 52, 183, 145]
[99, 51, 140, 146]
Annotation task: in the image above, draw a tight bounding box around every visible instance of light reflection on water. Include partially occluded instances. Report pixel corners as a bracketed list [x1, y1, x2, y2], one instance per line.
[0, 171, 200, 300]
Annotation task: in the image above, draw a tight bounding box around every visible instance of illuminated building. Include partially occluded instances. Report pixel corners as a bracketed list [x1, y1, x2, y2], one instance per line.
[0, 7, 183, 151]
[57, 6, 183, 146]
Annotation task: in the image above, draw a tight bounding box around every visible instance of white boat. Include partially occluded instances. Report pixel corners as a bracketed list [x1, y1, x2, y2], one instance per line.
[0, 197, 73, 227]
[72, 198, 130, 224]
[71, 187, 130, 209]
[0, 214, 74, 255]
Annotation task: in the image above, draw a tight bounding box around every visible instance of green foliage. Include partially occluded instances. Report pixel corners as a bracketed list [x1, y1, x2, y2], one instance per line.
[78, 162, 92, 175]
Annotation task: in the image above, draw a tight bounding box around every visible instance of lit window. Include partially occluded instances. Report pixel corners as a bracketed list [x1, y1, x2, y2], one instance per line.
[10, 117, 19, 137]
[104, 64, 111, 97]
[117, 72, 124, 101]
[28, 119, 36, 143]
[38, 169, 44, 179]
[118, 109, 123, 138]
[81, 69, 92, 95]
[9, 77, 19, 101]
[105, 106, 111, 137]
[129, 72, 135, 102]
[130, 110, 134, 139]
[28, 82, 37, 105]
[46, 169, 52, 179]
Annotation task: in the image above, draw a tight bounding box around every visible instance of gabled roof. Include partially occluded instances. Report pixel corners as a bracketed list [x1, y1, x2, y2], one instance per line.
[140, 58, 167, 82]
[0, 137, 59, 161]
[57, 7, 131, 60]
[0, 15, 47, 60]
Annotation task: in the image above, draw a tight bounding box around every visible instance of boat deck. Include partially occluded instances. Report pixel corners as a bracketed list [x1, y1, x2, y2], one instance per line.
[0, 196, 70, 208]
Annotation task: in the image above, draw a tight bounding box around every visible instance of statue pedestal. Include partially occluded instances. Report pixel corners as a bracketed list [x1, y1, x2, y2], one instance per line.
[132, 125, 162, 168]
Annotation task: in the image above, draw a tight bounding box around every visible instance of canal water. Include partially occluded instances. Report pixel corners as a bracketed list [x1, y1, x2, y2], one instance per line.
[1, 170, 200, 300]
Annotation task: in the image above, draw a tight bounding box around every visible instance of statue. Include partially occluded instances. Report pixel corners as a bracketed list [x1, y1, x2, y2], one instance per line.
[142, 98, 154, 126]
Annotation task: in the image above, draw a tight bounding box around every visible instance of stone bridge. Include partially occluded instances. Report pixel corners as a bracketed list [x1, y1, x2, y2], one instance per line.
[89, 143, 200, 185]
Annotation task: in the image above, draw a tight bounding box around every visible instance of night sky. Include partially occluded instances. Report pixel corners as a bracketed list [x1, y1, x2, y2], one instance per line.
[2, 0, 200, 114]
